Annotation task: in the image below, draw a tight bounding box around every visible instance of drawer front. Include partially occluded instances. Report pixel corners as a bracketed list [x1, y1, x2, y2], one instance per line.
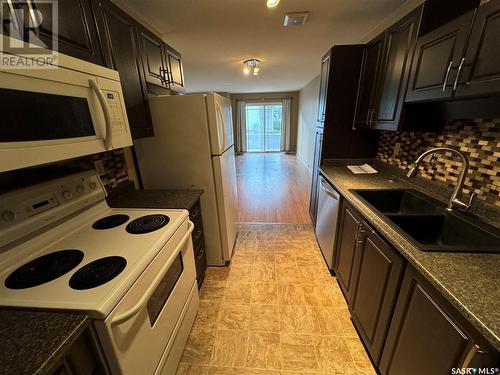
[189, 202, 202, 224]
[195, 238, 207, 288]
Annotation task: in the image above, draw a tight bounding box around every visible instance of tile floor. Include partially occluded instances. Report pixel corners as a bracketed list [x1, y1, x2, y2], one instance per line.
[177, 224, 376, 374]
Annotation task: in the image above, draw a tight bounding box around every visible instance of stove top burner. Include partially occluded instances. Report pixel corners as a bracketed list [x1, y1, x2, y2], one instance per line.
[92, 214, 130, 230]
[5, 250, 84, 289]
[69, 256, 126, 290]
[126, 214, 170, 234]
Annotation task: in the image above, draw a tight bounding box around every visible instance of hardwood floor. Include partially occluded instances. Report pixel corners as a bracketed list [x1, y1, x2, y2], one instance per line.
[236, 153, 311, 224]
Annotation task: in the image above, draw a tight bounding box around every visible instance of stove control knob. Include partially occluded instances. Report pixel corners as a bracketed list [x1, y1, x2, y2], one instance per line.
[62, 190, 73, 200]
[77, 185, 86, 194]
[89, 182, 98, 190]
[1, 210, 16, 222]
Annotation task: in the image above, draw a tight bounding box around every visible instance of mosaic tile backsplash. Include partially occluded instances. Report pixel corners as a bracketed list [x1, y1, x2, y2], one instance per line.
[0, 149, 129, 193]
[377, 119, 500, 207]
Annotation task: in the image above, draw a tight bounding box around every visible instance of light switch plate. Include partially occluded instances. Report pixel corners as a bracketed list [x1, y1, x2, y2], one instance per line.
[393, 142, 402, 157]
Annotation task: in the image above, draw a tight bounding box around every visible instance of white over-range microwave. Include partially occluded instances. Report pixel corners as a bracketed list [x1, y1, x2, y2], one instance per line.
[0, 35, 132, 172]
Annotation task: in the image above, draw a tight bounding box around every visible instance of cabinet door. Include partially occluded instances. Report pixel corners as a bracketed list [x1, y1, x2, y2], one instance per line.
[1, 0, 23, 38]
[309, 128, 323, 225]
[333, 202, 362, 301]
[93, 0, 153, 139]
[380, 266, 484, 375]
[20, 0, 104, 65]
[137, 25, 167, 88]
[405, 10, 474, 103]
[165, 45, 185, 92]
[349, 221, 404, 364]
[317, 51, 331, 125]
[371, 7, 422, 131]
[354, 34, 384, 128]
[456, 0, 500, 98]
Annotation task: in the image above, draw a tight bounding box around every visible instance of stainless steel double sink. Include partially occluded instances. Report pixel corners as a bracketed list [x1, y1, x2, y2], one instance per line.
[352, 189, 500, 253]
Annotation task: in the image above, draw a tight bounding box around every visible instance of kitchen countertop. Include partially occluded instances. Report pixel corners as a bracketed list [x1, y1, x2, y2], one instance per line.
[107, 182, 203, 211]
[0, 310, 89, 375]
[320, 161, 500, 352]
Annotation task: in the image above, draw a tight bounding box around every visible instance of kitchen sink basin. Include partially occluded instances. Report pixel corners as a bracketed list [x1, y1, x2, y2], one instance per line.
[352, 189, 500, 253]
[354, 189, 440, 215]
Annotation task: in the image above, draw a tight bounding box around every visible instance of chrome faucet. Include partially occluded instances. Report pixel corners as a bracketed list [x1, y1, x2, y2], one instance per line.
[406, 147, 476, 211]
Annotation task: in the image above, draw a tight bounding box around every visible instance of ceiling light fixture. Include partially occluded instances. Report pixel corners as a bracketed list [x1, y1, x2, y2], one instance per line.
[266, 0, 280, 8]
[243, 59, 261, 76]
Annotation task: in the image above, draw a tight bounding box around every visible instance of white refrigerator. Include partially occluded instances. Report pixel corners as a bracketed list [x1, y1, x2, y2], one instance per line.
[134, 93, 238, 266]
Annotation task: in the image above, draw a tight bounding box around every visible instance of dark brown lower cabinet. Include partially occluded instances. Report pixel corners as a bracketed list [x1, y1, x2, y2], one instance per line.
[51, 327, 108, 374]
[334, 202, 363, 301]
[189, 200, 207, 289]
[379, 265, 499, 375]
[349, 221, 405, 365]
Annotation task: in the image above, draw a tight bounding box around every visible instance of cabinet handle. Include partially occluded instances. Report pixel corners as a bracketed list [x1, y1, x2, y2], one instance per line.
[370, 110, 377, 127]
[453, 58, 466, 91]
[159, 67, 170, 85]
[459, 344, 487, 368]
[443, 60, 453, 92]
[366, 108, 373, 127]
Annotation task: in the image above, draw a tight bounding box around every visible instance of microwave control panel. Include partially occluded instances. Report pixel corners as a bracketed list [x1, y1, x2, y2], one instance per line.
[104, 90, 127, 136]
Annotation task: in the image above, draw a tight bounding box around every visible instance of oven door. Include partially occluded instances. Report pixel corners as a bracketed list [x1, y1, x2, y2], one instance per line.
[94, 219, 197, 375]
[0, 57, 132, 172]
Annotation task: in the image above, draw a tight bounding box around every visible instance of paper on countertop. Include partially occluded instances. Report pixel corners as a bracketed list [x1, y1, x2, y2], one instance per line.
[347, 164, 378, 174]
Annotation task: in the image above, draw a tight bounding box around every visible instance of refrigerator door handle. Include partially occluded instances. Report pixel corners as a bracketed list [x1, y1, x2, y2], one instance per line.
[215, 102, 227, 153]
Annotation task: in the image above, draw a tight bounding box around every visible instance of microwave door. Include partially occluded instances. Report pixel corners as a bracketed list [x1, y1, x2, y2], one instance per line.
[0, 69, 109, 171]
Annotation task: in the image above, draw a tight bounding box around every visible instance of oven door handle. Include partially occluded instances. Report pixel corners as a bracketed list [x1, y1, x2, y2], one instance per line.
[110, 220, 194, 328]
[89, 79, 113, 150]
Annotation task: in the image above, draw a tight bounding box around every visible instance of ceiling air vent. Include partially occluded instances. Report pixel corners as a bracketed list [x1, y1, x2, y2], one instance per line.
[283, 11, 309, 26]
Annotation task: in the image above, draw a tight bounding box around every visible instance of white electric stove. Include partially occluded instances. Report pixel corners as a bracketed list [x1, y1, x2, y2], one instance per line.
[0, 171, 199, 375]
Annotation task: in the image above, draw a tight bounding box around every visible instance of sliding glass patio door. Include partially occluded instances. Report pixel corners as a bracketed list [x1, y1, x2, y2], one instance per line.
[245, 103, 282, 152]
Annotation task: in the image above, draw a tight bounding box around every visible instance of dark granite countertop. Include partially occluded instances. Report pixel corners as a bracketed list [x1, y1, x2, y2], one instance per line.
[320, 160, 500, 352]
[107, 182, 203, 210]
[0, 310, 89, 375]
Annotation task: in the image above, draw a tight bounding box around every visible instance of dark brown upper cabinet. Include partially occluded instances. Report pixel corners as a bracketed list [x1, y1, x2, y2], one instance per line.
[165, 45, 185, 92]
[354, 34, 384, 129]
[317, 52, 331, 125]
[406, 10, 475, 103]
[407, 0, 500, 103]
[93, 0, 153, 139]
[1, 1, 22, 38]
[370, 7, 422, 130]
[356, 6, 422, 131]
[137, 25, 168, 89]
[9, 0, 104, 65]
[455, 0, 500, 98]
[349, 221, 405, 365]
[379, 265, 499, 375]
[321, 46, 380, 159]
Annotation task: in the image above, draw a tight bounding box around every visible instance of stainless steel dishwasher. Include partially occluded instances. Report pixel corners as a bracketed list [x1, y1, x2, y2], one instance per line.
[315, 175, 341, 270]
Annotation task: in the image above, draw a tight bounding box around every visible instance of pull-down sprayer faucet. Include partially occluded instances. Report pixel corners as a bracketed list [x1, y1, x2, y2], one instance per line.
[406, 147, 476, 211]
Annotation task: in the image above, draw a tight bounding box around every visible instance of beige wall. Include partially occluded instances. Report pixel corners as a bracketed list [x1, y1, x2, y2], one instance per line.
[230, 91, 300, 152]
[296, 76, 320, 172]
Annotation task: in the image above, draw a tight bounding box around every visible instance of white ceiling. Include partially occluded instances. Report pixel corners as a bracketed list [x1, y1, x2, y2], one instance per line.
[121, 0, 409, 93]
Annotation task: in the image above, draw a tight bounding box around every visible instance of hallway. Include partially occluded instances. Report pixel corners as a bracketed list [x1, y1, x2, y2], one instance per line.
[236, 153, 311, 224]
[177, 224, 376, 374]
